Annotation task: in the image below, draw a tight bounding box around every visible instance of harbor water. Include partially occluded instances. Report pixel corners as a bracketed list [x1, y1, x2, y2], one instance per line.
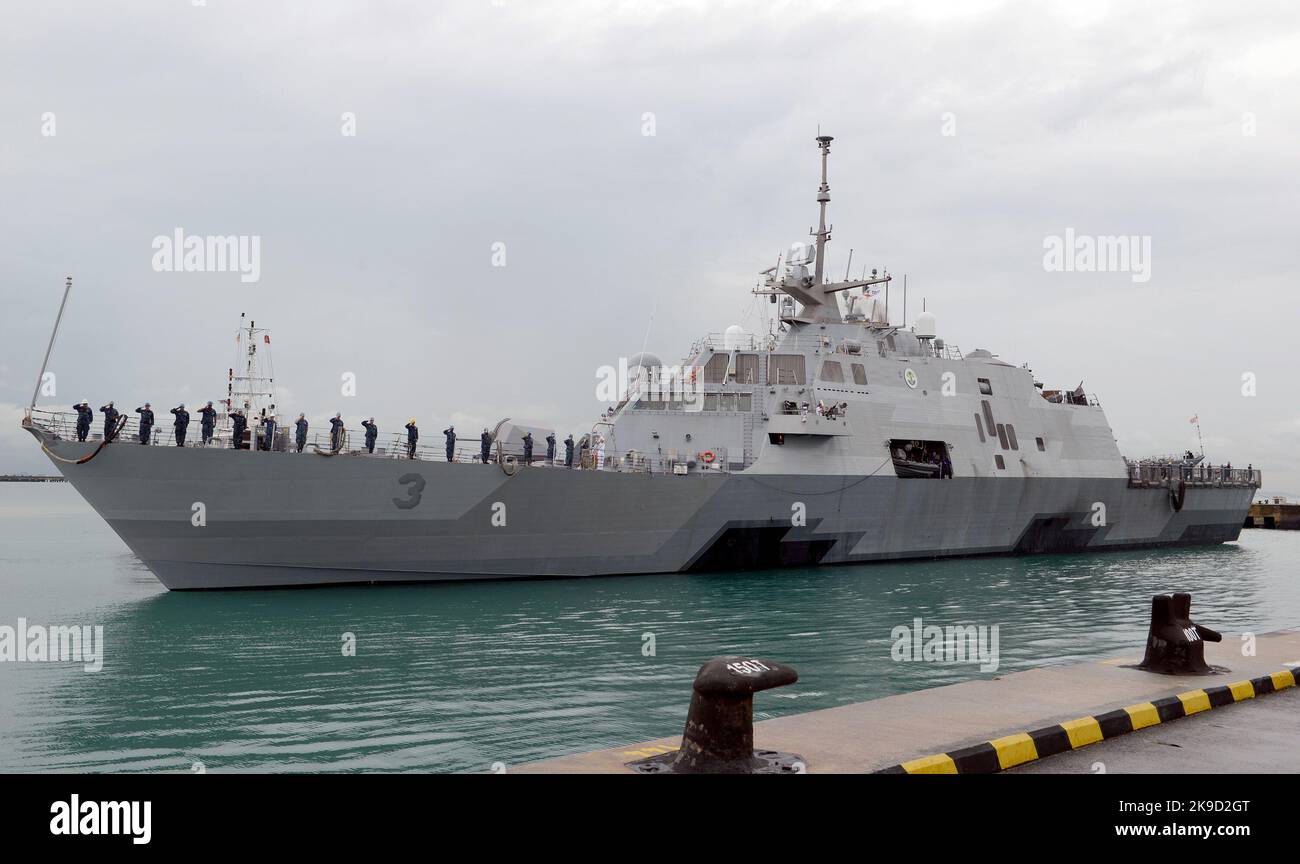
[2, 482, 1298, 773]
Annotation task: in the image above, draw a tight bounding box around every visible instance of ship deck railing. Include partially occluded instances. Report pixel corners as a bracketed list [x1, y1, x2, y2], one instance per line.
[682, 331, 965, 362]
[1125, 460, 1260, 489]
[25, 409, 739, 475]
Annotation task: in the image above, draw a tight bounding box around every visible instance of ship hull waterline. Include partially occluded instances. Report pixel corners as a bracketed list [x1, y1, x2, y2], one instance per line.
[31, 429, 1253, 591]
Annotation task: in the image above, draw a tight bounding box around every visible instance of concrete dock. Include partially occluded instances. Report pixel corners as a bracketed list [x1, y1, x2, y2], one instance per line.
[1008, 685, 1300, 773]
[1246, 499, 1300, 530]
[514, 629, 1300, 774]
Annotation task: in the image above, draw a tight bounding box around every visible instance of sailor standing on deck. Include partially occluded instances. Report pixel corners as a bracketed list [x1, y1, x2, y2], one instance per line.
[443, 426, 456, 462]
[198, 401, 217, 445]
[231, 409, 247, 449]
[74, 401, 93, 442]
[522, 431, 533, 465]
[262, 413, 276, 451]
[480, 429, 492, 464]
[564, 434, 575, 468]
[99, 402, 119, 440]
[134, 403, 154, 445]
[295, 414, 308, 452]
[546, 433, 556, 464]
[170, 404, 190, 446]
[361, 418, 378, 454]
[405, 419, 419, 459]
[329, 413, 345, 452]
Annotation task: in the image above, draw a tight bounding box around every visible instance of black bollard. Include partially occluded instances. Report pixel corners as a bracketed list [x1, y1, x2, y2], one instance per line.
[628, 656, 804, 774]
[1137, 593, 1223, 675]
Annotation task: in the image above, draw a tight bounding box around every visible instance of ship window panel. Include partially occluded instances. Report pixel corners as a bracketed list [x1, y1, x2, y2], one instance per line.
[819, 360, 844, 383]
[703, 353, 729, 384]
[767, 354, 806, 385]
[1006, 424, 1019, 450]
[851, 363, 868, 385]
[995, 455, 1006, 469]
[738, 394, 752, 412]
[975, 414, 986, 443]
[1036, 436, 1046, 451]
[735, 354, 759, 384]
[703, 393, 719, 411]
[768, 433, 785, 445]
[719, 394, 736, 412]
[981, 400, 996, 434]
[996, 423, 1009, 450]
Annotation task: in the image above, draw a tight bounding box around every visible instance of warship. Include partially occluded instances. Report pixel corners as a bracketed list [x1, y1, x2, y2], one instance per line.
[23, 136, 1260, 590]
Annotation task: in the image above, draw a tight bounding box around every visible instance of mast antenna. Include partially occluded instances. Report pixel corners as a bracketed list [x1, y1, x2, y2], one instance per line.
[30, 276, 72, 411]
[812, 135, 833, 285]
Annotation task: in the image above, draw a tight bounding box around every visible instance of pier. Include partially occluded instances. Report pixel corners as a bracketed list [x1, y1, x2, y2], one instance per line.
[0, 474, 66, 483]
[1245, 498, 1300, 530]
[515, 629, 1300, 774]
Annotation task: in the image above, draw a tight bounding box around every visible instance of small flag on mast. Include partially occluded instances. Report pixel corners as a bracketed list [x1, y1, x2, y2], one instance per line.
[1189, 414, 1198, 424]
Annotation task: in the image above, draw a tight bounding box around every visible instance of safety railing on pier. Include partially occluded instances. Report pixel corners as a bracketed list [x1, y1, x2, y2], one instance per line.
[1126, 461, 1260, 489]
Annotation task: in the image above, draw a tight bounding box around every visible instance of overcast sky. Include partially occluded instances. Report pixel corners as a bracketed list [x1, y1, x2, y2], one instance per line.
[2, 0, 1298, 494]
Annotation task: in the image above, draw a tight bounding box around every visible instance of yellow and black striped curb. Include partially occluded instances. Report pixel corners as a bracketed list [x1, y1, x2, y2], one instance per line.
[876, 668, 1297, 774]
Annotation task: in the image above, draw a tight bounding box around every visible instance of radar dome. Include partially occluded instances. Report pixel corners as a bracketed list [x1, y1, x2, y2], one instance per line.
[628, 352, 663, 373]
[914, 311, 937, 339]
[723, 325, 749, 351]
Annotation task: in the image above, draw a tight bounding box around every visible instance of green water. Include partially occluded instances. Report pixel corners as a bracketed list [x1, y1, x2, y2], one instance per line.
[2, 483, 1298, 773]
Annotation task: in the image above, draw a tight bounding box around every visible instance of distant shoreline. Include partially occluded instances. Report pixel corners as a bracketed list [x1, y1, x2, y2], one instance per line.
[0, 475, 66, 482]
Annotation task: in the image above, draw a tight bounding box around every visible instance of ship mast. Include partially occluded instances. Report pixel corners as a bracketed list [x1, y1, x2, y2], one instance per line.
[753, 134, 892, 325]
[813, 135, 832, 285]
[227, 313, 277, 423]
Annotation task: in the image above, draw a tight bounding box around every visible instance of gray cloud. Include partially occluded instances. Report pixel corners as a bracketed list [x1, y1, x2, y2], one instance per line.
[2, 0, 1297, 494]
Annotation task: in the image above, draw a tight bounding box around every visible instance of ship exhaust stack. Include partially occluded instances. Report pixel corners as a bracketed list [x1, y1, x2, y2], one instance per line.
[1137, 593, 1223, 675]
[628, 656, 804, 774]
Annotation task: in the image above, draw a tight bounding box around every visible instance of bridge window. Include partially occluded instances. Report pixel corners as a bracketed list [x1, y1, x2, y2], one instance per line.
[768, 354, 806, 385]
[738, 394, 752, 411]
[1036, 436, 1045, 451]
[719, 394, 736, 412]
[703, 394, 719, 411]
[703, 353, 729, 384]
[851, 363, 867, 385]
[978, 377, 993, 395]
[819, 360, 844, 383]
[735, 353, 759, 384]
[1006, 424, 1019, 450]
[981, 400, 996, 435]
[975, 414, 986, 442]
[996, 423, 1009, 450]
[995, 455, 1005, 469]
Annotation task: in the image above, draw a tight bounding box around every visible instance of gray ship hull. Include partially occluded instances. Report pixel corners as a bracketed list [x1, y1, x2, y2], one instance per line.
[33, 431, 1253, 590]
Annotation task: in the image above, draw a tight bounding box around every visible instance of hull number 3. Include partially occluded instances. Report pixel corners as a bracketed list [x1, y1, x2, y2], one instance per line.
[393, 473, 426, 510]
